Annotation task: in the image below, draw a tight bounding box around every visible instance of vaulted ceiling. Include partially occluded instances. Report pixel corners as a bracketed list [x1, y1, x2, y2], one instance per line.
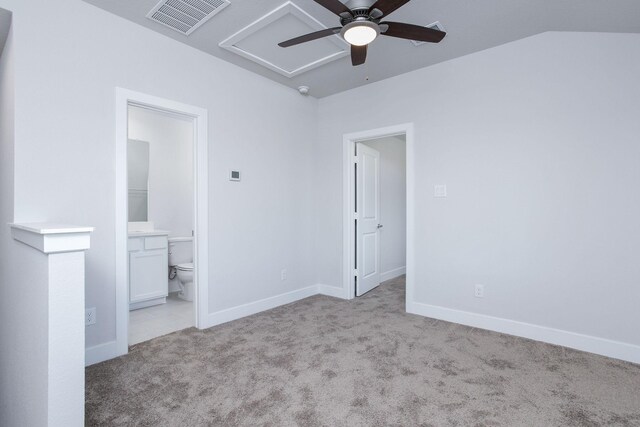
[83, 0, 640, 97]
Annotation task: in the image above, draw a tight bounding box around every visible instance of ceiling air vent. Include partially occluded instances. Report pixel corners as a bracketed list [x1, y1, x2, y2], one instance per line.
[147, 0, 230, 36]
[410, 21, 445, 46]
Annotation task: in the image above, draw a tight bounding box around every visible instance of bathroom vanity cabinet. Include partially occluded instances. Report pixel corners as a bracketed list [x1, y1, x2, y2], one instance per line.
[128, 231, 169, 310]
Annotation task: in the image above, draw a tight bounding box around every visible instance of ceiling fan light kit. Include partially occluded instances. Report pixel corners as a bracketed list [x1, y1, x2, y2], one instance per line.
[341, 21, 380, 46]
[278, 0, 447, 66]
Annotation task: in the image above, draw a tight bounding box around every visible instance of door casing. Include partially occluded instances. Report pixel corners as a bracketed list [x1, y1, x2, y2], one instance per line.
[342, 123, 415, 304]
[110, 88, 209, 363]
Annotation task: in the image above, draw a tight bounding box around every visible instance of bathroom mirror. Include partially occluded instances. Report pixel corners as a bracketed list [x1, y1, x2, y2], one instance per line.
[127, 139, 150, 222]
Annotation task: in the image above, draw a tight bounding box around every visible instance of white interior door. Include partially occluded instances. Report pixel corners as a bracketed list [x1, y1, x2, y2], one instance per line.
[356, 143, 381, 296]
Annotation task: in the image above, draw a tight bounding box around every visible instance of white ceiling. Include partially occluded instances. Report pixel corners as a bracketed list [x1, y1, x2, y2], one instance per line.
[82, 0, 640, 97]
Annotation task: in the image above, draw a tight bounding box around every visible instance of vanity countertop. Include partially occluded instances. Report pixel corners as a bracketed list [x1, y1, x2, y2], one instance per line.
[128, 229, 170, 237]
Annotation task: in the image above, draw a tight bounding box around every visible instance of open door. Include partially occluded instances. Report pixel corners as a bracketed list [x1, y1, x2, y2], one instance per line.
[356, 143, 381, 296]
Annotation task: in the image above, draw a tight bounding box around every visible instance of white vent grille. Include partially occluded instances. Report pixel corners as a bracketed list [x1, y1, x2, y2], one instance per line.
[410, 21, 445, 46]
[147, 0, 230, 36]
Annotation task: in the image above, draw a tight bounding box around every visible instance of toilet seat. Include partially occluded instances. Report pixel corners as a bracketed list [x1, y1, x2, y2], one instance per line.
[176, 262, 193, 271]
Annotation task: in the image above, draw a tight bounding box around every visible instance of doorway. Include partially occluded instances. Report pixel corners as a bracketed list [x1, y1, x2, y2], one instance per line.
[355, 136, 407, 295]
[114, 88, 209, 358]
[127, 105, 195, 345]
[342, 124, 415, 304]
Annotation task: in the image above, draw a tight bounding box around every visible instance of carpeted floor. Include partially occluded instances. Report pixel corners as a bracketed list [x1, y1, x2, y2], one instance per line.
[86, 277, 640, 426]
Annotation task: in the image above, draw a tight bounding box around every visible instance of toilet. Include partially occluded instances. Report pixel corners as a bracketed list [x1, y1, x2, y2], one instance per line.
[168, 237, 194, 302]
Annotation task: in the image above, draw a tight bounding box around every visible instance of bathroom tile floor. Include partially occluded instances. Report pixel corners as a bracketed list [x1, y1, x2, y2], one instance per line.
[129, 293, 194, 345]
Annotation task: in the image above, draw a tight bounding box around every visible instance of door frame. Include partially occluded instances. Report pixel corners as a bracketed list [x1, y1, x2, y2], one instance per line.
[115, 87, 209, 358]
[342, 123, 414, 306]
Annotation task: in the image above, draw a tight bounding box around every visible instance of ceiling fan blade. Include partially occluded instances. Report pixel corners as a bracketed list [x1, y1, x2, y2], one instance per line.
[368, 0, 411, 17]
[351, 45, 367, 66]
[313, 0, 353, 17]
[278, 27, 342, 47]
[380, 21, 446, 43]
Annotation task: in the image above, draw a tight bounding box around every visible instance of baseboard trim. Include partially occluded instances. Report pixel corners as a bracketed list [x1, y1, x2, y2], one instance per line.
[407, 301, 640, 365]
[85, 340, 121, 366]
[86, 286, 324, 365]
[317, 284, 348, 299]
[202, 285, 319, 329]
[87, 288, 639, 366]
[380, 266, 406, 283]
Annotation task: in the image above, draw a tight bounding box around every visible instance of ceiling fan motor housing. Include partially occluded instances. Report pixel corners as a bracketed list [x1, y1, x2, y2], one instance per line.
[341, 0, 382, 25]
[340, 9, 381, 26]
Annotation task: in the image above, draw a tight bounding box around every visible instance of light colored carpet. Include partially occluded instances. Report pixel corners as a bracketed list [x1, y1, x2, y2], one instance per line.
[86, 277, 640, 426]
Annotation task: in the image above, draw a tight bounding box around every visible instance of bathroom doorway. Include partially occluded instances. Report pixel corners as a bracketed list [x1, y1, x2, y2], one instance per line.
[113, 88, 209, 360]
[127, 105, 195, 345]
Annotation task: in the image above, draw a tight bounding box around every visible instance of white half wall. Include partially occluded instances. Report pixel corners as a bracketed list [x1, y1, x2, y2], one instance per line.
[360, 136, 406, 281]
[0, 0, 316, 363]
[316, 32, 640, 363]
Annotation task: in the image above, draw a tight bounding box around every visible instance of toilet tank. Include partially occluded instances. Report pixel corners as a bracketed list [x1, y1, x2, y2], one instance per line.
[168, 237, 193, 266]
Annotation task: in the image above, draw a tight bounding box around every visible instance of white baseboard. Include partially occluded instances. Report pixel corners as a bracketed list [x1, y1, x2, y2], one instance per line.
[202, 285, 319, 329]
[380, 266, 406, 283]
[407, 301, 640, 365]
[89, 285, 638, 366]
[86, 285, 323, 365]
[317, 284, 348, 299]
[129, 296, 166, 311]
[85, 340, 121, 366]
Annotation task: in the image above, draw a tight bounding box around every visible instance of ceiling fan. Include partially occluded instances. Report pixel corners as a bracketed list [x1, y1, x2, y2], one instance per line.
[278, 0, 446, 66]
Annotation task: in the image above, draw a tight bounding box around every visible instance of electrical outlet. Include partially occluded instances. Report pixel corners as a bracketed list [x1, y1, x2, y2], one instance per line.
[281, 269, 287, 281]
[85, 307, 96, 326]
[474, 284, 484, 298]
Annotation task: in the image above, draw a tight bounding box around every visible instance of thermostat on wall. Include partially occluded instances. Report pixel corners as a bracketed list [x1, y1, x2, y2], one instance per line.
[229, 170, 241, 181]
[434, 184, 447, 198]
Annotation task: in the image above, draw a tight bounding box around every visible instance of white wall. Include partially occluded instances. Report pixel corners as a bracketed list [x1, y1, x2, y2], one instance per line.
[316, 32, 640, 360]
[0, 20, 49, 427]
[0, 20, 48, 426]
[360, 136, 406, 280]
[128, 106, 194, 238]
[0, 0, 317, 367]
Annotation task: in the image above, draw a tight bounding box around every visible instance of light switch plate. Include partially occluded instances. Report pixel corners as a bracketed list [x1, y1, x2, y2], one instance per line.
[434, 184, 447, 198]
[229, 170, 241, 181]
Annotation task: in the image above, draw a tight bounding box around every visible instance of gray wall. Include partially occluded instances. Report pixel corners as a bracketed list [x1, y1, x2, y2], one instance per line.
[316, 32, 640, 350]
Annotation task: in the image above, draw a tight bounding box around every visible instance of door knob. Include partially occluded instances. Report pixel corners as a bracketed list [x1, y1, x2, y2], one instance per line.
[377, 224, 384, 229]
